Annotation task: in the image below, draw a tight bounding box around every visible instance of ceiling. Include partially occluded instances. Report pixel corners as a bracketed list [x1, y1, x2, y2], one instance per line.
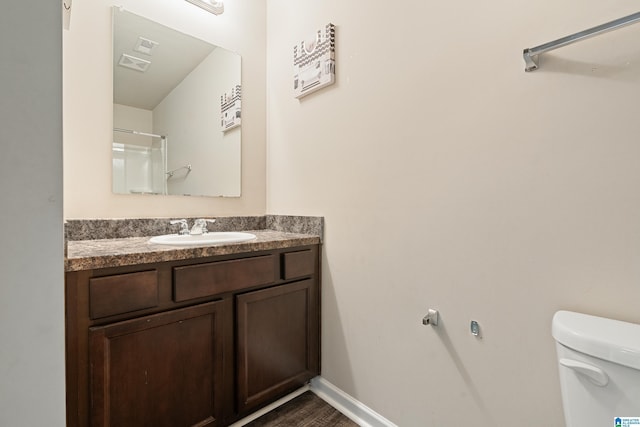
[113, 10, 217, 110]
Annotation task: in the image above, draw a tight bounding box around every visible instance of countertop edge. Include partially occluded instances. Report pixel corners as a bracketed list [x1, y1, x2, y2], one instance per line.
[65, 231, 321, 272]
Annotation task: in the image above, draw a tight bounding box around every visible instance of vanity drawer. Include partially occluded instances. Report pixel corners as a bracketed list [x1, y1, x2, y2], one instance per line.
[89, 270, 159, 319]
[173, 255, 276, 302]
[282, 249, 315, 280]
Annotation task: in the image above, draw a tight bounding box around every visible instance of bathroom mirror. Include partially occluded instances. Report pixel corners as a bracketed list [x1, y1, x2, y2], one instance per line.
[112, 8, 241, 197]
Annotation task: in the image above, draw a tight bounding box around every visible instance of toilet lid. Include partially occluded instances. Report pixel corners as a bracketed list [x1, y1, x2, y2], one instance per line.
[552, 310, 640, 371]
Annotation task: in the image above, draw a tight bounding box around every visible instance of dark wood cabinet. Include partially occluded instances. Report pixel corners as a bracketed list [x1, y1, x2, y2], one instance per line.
[89, 300, 229, 427]
[236, 279, 319, 414]
[66, 245, 319, 427]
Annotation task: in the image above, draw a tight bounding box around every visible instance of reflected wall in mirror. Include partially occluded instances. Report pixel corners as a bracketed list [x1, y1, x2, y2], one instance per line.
[112, 8, 241, 197]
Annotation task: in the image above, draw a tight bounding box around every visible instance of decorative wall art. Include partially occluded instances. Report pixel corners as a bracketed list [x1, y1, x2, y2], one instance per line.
[221, 85, 241, 132]
[293, 23, 335, 99]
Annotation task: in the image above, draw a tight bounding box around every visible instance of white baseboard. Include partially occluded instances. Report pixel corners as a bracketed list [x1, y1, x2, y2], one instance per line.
[310, 376, 397, 427]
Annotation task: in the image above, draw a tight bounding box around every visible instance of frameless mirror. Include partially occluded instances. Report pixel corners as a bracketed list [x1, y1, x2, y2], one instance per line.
[112, 8, 241, 197]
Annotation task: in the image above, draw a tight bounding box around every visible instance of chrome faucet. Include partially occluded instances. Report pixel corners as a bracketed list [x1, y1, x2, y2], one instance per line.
[190, 218, 216, 235]
[170, 219, 189, 235]
[169, 218, 216, 235]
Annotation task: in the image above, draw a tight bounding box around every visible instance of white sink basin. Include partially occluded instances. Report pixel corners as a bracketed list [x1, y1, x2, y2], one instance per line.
[148, 232, 256, 246]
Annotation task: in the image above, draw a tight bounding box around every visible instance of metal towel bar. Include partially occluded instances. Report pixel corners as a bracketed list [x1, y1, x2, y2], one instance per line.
[523, 11, 640, 72]
[166, 164, 192, 178]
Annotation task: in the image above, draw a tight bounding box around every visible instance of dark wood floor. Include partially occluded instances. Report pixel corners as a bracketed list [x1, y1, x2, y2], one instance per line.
[244, 391, 359, 427]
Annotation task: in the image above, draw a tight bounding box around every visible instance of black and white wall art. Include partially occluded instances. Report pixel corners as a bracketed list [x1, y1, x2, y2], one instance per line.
[221, 84, 241, 132]
[293, 23, 335, 99]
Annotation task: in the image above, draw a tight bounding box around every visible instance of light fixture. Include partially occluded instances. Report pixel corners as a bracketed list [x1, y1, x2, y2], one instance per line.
[185, 0, 224, 15]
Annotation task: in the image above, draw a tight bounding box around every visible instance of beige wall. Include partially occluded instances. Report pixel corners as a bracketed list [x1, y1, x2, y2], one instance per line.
[63, 0, 266, 218]
[266, 1, 640, 425]
[113, 104, 153, 146]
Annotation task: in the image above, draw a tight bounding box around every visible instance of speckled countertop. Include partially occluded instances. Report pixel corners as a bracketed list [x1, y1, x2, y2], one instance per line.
[66, 230, 320, 272]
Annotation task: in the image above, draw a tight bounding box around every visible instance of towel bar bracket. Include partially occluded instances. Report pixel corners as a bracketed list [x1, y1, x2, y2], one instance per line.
[524, 11, 640, 72]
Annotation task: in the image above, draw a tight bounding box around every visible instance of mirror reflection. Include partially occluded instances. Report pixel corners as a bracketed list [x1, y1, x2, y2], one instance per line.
[112, 8, 241, 197]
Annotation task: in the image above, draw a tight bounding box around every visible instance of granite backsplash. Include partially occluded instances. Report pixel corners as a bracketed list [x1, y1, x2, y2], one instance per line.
[65, 215, 323, 242]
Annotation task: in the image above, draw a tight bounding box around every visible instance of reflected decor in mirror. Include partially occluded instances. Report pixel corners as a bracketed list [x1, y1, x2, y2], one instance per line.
[112, 8, 241, 197]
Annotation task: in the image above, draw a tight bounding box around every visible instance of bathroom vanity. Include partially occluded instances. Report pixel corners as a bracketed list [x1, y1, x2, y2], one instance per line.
[65, 229, 320, 427]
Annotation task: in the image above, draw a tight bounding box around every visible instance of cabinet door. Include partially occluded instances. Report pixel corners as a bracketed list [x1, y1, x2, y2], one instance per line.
[89, 300, 229, 427]
[236, 279, 319, 414]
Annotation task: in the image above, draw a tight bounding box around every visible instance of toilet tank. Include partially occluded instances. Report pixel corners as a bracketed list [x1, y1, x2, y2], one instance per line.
[552, 311, 640, 427]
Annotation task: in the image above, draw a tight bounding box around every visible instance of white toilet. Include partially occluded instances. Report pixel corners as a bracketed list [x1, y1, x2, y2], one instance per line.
[552, 310, 640, 427]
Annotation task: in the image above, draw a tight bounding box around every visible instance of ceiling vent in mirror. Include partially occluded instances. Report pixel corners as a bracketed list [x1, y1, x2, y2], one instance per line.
[118, 54, 151, 72]
[134, 37, 159, 56]
[185, 0, 224, 15]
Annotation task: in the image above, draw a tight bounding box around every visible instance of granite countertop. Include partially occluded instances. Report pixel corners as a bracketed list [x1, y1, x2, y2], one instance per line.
[66, 230, 321, 272]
